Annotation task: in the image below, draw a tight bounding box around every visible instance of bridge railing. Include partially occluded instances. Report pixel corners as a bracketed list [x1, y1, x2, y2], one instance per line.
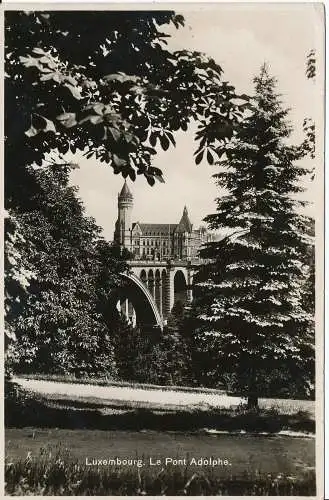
[127, 258, 205, 266]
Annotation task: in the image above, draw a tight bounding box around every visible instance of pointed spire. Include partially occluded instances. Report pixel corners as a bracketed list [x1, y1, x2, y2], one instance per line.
[119, 180, 133, 199]
[176, 205, 192, 233]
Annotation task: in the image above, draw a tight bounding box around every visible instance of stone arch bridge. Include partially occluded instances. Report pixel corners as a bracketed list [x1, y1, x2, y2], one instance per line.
[111, 260, 196, 331]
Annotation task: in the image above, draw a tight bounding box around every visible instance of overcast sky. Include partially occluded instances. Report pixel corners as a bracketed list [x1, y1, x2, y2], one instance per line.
[68, 3, 323, 240]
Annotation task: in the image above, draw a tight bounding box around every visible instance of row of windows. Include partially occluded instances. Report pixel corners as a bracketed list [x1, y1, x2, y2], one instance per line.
[142, 232, 173, 236]
[134, 240, 193, 247]
[134, 240, 171, 247]
[134, 248, 170, 256]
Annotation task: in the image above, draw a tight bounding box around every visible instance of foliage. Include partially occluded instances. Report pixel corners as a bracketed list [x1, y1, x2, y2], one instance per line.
[302, 49, 316, 179]
[111, 300, 192, 386]
[306, 49, 316, 80]
[5, 11, 247, 196]
[6, 163, 127, 377]
[5, 10, 248, 379]
[190, 65, 315, 406]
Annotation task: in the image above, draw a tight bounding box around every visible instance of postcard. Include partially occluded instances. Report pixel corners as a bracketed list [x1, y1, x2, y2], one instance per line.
[2, 3, 324, 498]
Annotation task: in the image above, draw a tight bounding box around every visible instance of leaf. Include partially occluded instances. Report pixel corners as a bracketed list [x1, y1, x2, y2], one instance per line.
[113, 154, 127, 168]
[39, 67, 54, 74]
[149, 166, 163, 176]
[102, 73, 140, 84]
[79, 114, 104, 126]
[43, 117, 56, 133]
[167, 132, 176, 147]
[39, 56, 52, 64]
[92, 103, 105, 115]
[64, 83, 82, 100]
[128, 170, 136, 181]
[83, 150, 94, 159]
[145, 147, 157, 155]
[207, 149, 214, 165]
[154, 174, 165, 183]
[89, 115, 103, 125]
[19, 55, 41, 69]
[171, 115, 181, 131]
[181, 121, 188, 132]
[25, 115, 56, 136]
[32, 47, 46, 55]
[64, 75, 77, 86]
[123, 131, 136, 144]
[149, 133, 157, 147]
[40, 71, 61, 82]
[25, 126, 38, 138]
[159, 134, 170, 151]
[108, 127, 121, 142]
[56, 112, 77, 128]
[195, 150, 204, 165]
[236, 93, 250, 101]
[146, 175, 155, 186]
[58, 141, 70, 154]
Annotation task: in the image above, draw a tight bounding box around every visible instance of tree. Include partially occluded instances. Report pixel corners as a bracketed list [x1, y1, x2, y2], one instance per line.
[5, 10, 246, 203]
[5, 11, 248, 368]
[191, 65, 314, 407]
[6, 162, 128, 376]
[302, 50, 316, 174]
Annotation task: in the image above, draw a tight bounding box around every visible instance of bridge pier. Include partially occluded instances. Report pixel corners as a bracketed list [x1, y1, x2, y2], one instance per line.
[118, 261, 196, 330]
[159, 278, 163, 317]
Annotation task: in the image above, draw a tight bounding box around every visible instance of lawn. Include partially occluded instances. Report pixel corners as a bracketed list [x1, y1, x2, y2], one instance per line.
[5, 381, 316, 495]
[6, 428, 315, 479]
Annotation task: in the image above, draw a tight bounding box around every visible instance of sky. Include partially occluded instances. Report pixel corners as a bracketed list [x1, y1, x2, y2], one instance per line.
[68, 4, 323, 240]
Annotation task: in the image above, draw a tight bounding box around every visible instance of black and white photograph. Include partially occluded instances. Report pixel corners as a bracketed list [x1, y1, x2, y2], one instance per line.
[3, 3, 324, 497]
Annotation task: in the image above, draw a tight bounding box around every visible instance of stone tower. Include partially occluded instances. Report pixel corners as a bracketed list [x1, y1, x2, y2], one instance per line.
[114, 180, 133, 250]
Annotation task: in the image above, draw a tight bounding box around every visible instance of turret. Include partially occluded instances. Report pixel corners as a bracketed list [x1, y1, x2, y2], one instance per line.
[114, 180, 133, 250]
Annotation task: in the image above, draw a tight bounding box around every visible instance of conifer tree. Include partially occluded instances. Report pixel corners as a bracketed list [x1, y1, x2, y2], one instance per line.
[191, 65, 314, 407]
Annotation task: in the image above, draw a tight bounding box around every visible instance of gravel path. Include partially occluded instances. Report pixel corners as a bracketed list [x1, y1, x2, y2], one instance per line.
[14, 377, 243, 408]
[13, 377, 315, 415]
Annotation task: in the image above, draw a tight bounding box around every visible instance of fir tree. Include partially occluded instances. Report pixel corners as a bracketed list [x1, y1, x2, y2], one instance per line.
[191, 65, 314, 407]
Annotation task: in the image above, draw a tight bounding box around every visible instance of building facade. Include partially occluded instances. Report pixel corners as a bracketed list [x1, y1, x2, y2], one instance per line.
[114, 181, 213, 261]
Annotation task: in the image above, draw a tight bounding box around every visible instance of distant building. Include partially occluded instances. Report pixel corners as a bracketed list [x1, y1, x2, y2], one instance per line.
[114, 181, 213, 261]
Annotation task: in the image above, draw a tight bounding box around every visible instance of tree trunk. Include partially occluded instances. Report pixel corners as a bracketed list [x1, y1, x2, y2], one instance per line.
[247, 394, 258, 410]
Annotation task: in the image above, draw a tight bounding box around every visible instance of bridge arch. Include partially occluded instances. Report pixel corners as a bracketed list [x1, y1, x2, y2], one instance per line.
[110, 272, 163, 330]
[173, 269, 188, 305]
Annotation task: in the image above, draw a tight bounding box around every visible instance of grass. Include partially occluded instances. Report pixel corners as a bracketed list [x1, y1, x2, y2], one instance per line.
[5, 389, 315, 433]
[6, 428, 315, 476]
[5, 444, 316, 496]
[14, 374, 316, 418]
[5, 383, 316, 495]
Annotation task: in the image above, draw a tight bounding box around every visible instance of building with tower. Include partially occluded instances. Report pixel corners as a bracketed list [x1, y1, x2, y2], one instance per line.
[114, 180, 213, 261]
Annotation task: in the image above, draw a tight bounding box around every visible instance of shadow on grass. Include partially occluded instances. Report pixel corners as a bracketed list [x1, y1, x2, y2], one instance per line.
[5, 393, 315, 434]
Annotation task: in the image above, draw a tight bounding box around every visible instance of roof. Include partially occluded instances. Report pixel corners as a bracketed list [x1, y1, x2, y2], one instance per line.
[119, 180, 133, 199]
[176, 206, 193, 233]
[132, 223, 178, 235]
